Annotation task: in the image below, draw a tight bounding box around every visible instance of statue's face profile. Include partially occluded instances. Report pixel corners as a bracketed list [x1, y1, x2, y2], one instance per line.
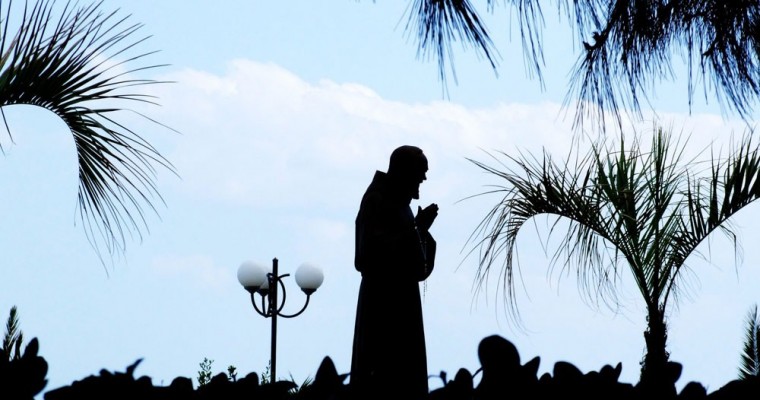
[388, 145, 429, 200]
[401, 155, 428, 200]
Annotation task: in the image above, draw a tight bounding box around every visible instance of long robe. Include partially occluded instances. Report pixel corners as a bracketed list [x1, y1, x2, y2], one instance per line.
[350, 171, 436, 399]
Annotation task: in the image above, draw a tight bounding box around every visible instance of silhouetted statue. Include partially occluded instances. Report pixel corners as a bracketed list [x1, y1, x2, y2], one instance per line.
[350, 145, 438, 400]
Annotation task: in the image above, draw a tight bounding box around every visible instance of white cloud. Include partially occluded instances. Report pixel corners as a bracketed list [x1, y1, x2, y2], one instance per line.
[143, 61, 590, 214]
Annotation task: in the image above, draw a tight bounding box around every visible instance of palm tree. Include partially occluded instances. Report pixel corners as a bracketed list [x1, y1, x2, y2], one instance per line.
[402, 0, 760, 131]
[465, 126, 760, 389]
[0, 0, 174, 260]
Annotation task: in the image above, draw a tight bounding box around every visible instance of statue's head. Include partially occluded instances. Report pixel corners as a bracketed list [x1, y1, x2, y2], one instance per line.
[387, 145, 428, 200]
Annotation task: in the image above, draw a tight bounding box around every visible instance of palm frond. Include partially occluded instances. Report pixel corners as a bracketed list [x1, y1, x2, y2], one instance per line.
[739, 304, 760, 380]
[465, 143, 627, 322]
[0, 0, 175, 261]
[672, 132, 760, 279]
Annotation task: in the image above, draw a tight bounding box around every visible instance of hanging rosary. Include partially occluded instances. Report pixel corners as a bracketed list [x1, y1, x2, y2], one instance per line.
[416, 224, 428, 301]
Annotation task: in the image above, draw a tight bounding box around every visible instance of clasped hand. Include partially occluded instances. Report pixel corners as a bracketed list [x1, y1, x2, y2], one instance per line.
[415, 203, 439, 232]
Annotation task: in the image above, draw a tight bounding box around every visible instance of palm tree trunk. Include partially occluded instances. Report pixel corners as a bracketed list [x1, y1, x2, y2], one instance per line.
[640, 304, 672, 393]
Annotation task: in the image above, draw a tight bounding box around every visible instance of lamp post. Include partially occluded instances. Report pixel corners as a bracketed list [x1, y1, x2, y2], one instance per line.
[237, 258, 324, 381]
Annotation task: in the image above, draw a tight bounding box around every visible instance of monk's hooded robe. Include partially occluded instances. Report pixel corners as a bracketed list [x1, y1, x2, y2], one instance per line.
[350, 170, 436, 399]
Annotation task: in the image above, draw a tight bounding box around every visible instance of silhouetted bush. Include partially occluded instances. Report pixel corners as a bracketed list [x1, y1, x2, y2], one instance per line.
[36, 334, 760, 400]
[44, 358, 295, 400]
[1, 337, 48, 400]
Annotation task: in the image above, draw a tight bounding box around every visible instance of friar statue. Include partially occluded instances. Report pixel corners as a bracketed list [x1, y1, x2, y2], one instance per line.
[350, 145, 438, 400]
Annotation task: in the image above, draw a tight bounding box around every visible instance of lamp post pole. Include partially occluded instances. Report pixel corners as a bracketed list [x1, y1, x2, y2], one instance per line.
[269, 258, 279, 379]
[238, 257, 324, 382]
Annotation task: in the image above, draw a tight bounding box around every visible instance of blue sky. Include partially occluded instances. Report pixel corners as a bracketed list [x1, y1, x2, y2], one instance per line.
[1, 1, 759, 396]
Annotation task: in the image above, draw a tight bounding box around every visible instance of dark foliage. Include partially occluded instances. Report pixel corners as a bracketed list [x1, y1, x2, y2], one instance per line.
[36, 335, 760, 400]
[2, 305, 22, 361]
[739, 304, 760, 380]
[0, 337, 49, 400]
[402, 0, 760, 131]
[44, 358, 295, 400]
[2, 306, 48, 400]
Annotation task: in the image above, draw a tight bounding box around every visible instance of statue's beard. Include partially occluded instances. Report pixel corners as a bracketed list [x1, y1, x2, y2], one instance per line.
[396, 179, 421, 201]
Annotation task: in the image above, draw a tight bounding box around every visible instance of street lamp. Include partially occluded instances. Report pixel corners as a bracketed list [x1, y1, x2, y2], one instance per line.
[237, 258, 324, 381]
